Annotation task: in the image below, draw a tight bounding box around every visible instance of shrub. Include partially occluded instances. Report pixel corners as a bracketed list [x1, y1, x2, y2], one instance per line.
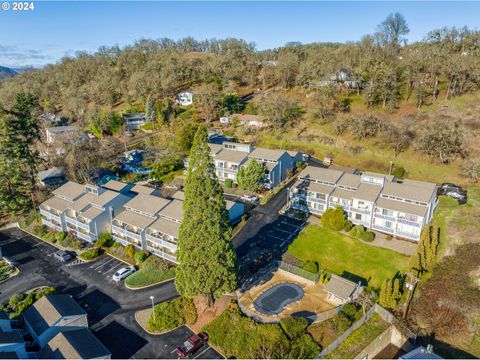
[295, 161, 306, 169]
[280, 316, 308, 340]
[302, 260, 319, 274]
[79, 248, 102, 260]
[289, 334, 321, 359]
[392, 166, 406, 179]
[360, 231, 375, 242]
[340, 303, 360, 320]
[58, 234, 73, 248]
[8, 294, 25, 311]
[32, 224, 47, 237]
[386, 234, 393, 240]
[96, 233, 113, 248]
[349, 225, 365, 238]
[321, 206, 351, 231]
[225, 179, 233, 188]
[42, 231, 57, 243]
[124, 244, 135, 258]
[54, 232, 67, 242]
[147, 297, 196, 333]
[134, 250, 149, 264]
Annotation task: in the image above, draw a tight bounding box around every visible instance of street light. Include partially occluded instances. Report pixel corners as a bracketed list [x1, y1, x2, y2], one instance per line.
[150, 295, 155, 321]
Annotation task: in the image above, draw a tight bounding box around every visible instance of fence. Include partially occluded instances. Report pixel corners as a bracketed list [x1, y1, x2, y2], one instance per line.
[316, 304, 416, 359]
[278, 260, 320, 282]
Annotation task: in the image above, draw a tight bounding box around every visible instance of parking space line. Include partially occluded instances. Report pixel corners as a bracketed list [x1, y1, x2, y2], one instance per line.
[276, 228, 295, 236]
[194, 346, 211, 359]
[104, 264, 124, 275]
[268, 234, 289, 242]
[90, 257, 110, 269]
[93, 257, 115, 270]
[170, 348, 177, 353]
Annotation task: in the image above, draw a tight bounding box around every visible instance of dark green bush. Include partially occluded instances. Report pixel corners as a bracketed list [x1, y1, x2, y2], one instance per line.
[392, 166, 406, 179]
[54, 232, 67, 242]
[147, 297, 196, 333]
[225, 179, 233, 188]
[340, 303, 361, 321]
[42, 231, 57, 243]
[79, 248, 102, 260]
[32, 224, 48, 237]
[134, 250, 149, 264]
[288, 334, 321, 359]
[321, 206, 351, 232]
[386, 234, 393, 240]
[280, 316, 308, 340]
[96, 233, 114, 248]
[349, 225, 365, 238]
[360, 231, 375, 242]
[302, 260, 319, 274]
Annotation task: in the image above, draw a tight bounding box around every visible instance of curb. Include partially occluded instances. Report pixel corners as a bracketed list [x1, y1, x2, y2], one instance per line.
[134, 309, 183, 336]
[105, 252, 134, 266]
[0, 265, 21, 285]
[125, 277, 174, 290]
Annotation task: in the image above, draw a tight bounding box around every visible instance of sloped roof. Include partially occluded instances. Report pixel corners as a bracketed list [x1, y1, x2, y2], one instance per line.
[299, 166, 344, 184]
[214, 149, 249, 164]
[382, 181, 435, 203]
[130, 184, 156, 195]
[114, 209, 156, 230]
[52, 182, 85, 201]
[249, 148, 287, 162]
[40, 329, 111, 360]
[353, 183, 382, 202]
[102, 180, 130, 192]
[308, 182, 335, 195]
[124, 194, 170, 217]
[40, 196, 72, 212]
[337, 173, 361, 189]
[148, 217, 180, 239]
[158, 199, 183, 222]
[376, 198, 428, 217]
[23, 295, 86, 337]
[330, 187, 354, 201]
[324, 275, 358, 301]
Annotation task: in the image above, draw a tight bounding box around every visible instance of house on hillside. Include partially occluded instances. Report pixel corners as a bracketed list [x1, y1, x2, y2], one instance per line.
[45, 126, 84, 146]
[37, 167, 66, 188]
[123, 113, 147, 131]
[288, 165, 438, 241]
[324, 275, 362, 305]
[176, 91, 193, 106]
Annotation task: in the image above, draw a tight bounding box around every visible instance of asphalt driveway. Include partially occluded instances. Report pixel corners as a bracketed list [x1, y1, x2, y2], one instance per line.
[0, 228, 222, 359]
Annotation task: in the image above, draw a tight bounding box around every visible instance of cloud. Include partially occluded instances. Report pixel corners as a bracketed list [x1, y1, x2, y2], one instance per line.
[0, 44, 54, 67]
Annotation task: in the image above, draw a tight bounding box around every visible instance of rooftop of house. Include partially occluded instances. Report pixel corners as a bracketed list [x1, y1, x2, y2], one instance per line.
[352, 183, 382, 202]
[330, 187, 355, 201]
[308, 182, 335, 195]
[158, 199, 183, 222]
[208, 143, 223, 156]
[248, 147, 287, 162]
[214, 149, 249, 164]
[382, 181, 436, 203]
[123, 113, 146, 121]
[40, 196, 72, 213]
[363, 171, 395, 182]
[148, 217, 181, 238]
[337, 173, 362, 189]
[72, 190, 121, 211]
[123, 194, 170, 217]
[22, 295, 86, 337]
[39, 329, 111, 360]
[114, 209, 156, 230]
[102, 179, 131, 192]
[376, 197, 428, 217]
[37, 167, 66, 182]
[79, 206, 104, 221]
[298, 166, 344, 184]
[400, 346, 443, 360]
[46, 125, 79, 134]
[323, 274, 358, 301]
[52, 181, 86, 201]
[129, 184, 156, 195]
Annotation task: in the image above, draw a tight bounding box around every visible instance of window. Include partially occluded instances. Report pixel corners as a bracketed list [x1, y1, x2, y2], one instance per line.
[385, 221, 392, 228]
[382, 209, 394, 217]
[355, 213, 362, 220]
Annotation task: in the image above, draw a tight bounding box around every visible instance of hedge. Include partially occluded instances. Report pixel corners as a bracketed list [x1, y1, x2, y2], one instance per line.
[147, 297, 196, 333]
[79, 248, 102, 260]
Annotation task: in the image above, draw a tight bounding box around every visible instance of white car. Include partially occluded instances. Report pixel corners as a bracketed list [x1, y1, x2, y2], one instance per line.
[243, 194, 259, 203]
[112, 266, 136, 282]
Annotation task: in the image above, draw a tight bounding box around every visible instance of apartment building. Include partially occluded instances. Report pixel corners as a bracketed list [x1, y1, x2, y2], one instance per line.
[289, 166, 438, 241]
[39, 182, 129, 242]
[187, 141, 303, 188]
[111, 194, 171, 249]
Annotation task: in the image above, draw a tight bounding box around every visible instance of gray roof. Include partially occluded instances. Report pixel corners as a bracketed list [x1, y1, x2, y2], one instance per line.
[40, 196, 73, 213]
[208, 143, 223, 156]
[102, 180, 130, 192]
[148, 218, 180, 239]
[299, 166, 343, 184]
[52, 182, 85, 201]
[40, 329, 111, 360]
[214, 149, 249, 164]
[382, 181, 435, 203]
[248, 148, 287, 162]
[308, 182, 335, 195]
[376, 198, 428, 217]
[129, 184, 156, 195]
[171, 191, 185, 201]
[330, 187, 354, 201]
[363, 171, 395, 182]
[37, 167, 65, 182]
[337, 173, 361, 189]
[23, 295, 86, 337]
[400, 346, 443, 360]
[124, 194, 170, 217]
[353, 183, 382, 202]
[114, 209, 156, 230]
[46, 126, 79, 134]
[158, 199, 183, 222]
[324, 275, 358, 301]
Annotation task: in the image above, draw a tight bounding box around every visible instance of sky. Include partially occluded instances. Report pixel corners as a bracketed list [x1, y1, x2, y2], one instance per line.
[0, 1, 479, 68]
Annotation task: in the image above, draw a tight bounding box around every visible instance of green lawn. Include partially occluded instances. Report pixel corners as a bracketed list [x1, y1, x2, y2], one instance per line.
[288, 225, 411, 288]
[125, 256, 175, 288]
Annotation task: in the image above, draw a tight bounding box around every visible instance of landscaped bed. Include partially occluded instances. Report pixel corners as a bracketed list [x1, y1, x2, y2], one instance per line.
[326, 313, 390, 359]
[125, 256, 175, 288]
[288, 225, 410, 288]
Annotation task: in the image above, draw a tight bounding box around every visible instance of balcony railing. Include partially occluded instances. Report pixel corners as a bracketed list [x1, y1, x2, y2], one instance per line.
[147, 246, 178, 263]
[306, 196, 326, 204]
[372, 224, 395, 234]
[41, 218, 62, 232]
[373, 213, 396, 221]
[74, 230, 96, 242]
[350, 207, 371, 215]
[395, 230, 420, 240]
[397, 218, 421, 227]
[40, 208, 61, 221]
[112, 224, 142, 241]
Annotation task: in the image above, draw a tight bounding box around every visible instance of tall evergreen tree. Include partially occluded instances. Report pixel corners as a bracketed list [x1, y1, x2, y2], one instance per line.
[175, 126, 237, 303]
[237, 159, 267, 192]
[145, 95, 156, 123]
[0, 93, 41, 215]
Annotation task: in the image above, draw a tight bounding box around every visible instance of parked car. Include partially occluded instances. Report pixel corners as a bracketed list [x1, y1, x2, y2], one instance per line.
[112, 266, 136, 282]
[445, 190, 468, 204]
[243, 194, 259, 203]
[438, 183, 463, 194]
[53, 250, 73, 262]
[175, 333, 209, 358]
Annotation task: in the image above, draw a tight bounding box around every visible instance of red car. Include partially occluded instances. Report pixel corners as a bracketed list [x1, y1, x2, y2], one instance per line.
[175, 333, 209, 358]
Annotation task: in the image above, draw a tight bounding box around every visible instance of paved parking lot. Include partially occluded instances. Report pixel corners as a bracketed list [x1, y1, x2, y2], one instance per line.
[237, 215, 306, 280]
[0, 228, 222, 359]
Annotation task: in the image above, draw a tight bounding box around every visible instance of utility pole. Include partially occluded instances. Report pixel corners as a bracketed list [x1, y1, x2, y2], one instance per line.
[403, 272, 420, 319]
[389, 161, 394, 175]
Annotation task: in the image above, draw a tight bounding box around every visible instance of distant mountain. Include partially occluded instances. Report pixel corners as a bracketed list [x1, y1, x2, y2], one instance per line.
[0, 66, 17, 80]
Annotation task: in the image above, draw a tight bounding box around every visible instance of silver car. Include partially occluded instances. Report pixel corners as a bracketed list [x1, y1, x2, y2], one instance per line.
[112, 266, 136, 282]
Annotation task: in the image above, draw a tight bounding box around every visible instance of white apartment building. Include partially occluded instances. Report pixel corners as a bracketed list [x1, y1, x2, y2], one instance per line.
[39, 182, 129, 242]
[289, 166, 438, 241]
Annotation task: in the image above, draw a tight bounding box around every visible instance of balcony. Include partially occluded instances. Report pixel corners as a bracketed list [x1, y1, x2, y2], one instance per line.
[397, 218, 421, 227]
[65, 215, 90, 231]
[40, 208, 61, 222]
[112, 224, 142, 241]
[350, 207, 371, 215]
[147, 246, 178, 263]
[373, 212, 396, 221]
[74, 230, 96, 242]
[372, 224, 395, 234]
[306, 196, 326, 204]
[41, 218, 62, 232]
[395, 230, 420, 240]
